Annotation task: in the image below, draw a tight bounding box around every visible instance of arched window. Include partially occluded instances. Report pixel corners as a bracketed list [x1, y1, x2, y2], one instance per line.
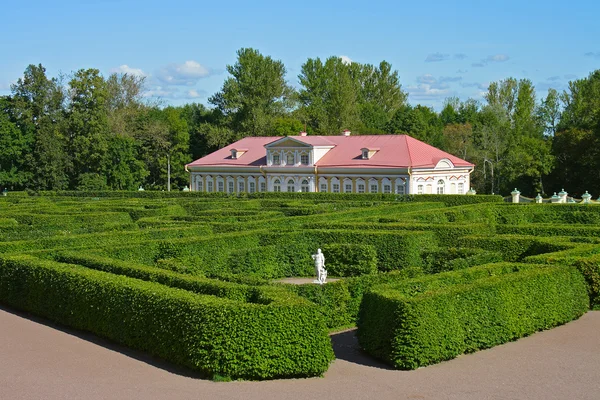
[369, 178, 378, 193]
[417, 185, 424, 195]
[382, 178, 391, 194]
[396, 179, 405, 195]
[273, 179, 281, 192]
[287, 179, 295, 192]
[206, 176, 213, 192]
[343, 178, 352, 193]
[238, 178, 245, 193]
[301, 179, 310, 192]
[331, 177, 340, 193]
[356, 178, 365, 193]
[247, 176, 256, 193]
[319, 177, 328, 192]
[437, 179, 445, 195]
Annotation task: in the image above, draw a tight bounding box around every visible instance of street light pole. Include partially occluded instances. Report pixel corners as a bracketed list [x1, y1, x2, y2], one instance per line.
[167, 153, 171, 192]
[483, 159, 494, 194]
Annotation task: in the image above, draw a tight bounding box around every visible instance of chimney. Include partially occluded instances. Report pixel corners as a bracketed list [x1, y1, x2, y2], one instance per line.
[299, 131, 308, 136]
[342, 130, 351, 136]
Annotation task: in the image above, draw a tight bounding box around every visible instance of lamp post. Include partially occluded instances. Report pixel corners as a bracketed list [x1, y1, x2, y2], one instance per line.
[483, 158, 494, 195]
[167, 153, 171, 192]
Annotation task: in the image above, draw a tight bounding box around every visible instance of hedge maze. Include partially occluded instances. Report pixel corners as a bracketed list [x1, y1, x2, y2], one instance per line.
[0, 192, 599, 378]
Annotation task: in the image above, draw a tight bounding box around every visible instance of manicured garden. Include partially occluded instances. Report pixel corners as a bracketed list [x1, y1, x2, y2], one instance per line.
[0, 191, 598, 379]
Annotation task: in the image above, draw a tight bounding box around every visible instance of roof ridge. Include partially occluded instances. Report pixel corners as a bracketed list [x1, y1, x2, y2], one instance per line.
[403, 135, 415, 167]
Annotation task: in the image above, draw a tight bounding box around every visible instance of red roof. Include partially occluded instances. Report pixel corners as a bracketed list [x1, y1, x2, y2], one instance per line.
[186, 135, 474, 169]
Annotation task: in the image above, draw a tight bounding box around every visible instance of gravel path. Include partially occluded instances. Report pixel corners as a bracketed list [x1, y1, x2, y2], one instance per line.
[1, 306, 599, 400]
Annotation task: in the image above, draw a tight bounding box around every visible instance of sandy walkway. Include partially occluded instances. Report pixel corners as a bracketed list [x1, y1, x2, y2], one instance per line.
[1, 306, 599, 400]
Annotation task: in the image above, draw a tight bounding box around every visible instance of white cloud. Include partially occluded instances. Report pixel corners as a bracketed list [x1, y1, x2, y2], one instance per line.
[183, 89, 205, 99]
[407, 83, 453, 100]
[143, 86, 179, 98]
[439, 76, 462, 83]
[157, 60, 211, 86]
[143, 85, 206, 100]
[339, 55, 353, 65]
[110, 64, 147, 77]
[472, 54, 510, 68]
[488, 54, 509, 62]
[584, 51, 600, 58]
[416, 74, 436, 84]
[425, 53, 450, 62]
[460, 82, 489, 90]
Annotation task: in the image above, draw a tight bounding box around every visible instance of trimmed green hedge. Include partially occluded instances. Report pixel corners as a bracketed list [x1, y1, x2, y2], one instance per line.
[34, 190, 503, 205]
[457, 235, 571, 262]
[0, 255, 334, 379]
[321, 243, 377, 277]
[422, 248, 503, 274]
[284, 268, 424, 330]
[357, 263, 589, 369]
[574, 254, 600, 309]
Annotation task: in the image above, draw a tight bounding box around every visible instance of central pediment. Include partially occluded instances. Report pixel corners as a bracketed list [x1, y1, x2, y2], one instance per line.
[265, 137, 313, 148]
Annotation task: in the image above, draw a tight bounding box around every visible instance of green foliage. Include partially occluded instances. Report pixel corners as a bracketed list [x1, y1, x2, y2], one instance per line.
[321, 243, 377, 277]
[0, 255, 334, 379]
[2, 194, 600, 377]
[357, 264, 589, 369]
[574, 254, 600, 309]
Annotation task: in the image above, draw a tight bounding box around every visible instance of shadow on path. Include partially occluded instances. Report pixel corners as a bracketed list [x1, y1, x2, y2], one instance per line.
[0, 304, 208, 380]
[330, 329, 393, 370]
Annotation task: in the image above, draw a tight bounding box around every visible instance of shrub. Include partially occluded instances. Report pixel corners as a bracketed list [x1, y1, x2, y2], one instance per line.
[357, 264, 589, 369]
[321, 243, 377, 277]
[574, 254, 600, 309]
[0, 255, 334, 379]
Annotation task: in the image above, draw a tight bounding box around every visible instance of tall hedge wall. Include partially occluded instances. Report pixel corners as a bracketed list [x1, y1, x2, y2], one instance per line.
[357, 264, 588, 370]
[0, 255, 334, 379]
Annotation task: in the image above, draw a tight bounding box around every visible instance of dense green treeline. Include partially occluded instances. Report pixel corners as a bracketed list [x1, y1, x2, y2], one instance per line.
[1, 49, 600, 196]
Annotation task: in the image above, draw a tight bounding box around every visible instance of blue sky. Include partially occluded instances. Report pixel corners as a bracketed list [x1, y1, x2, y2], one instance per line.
[2, 0, 599, 110]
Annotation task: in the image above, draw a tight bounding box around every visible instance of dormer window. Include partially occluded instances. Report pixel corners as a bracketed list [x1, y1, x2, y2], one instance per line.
[361, 147, 379, 160]
[272, 154, 280, 165]
[300, 154, 309, 165]
[231, 148, 247, 159]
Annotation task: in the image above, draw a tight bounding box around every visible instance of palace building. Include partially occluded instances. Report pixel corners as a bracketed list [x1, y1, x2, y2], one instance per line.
[185, 131, 474, 195]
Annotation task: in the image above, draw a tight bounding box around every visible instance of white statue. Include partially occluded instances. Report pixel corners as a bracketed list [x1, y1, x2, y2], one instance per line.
[312, 248, 327, 284]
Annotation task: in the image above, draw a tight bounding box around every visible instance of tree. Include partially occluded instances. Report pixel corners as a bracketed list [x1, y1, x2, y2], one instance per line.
[299, 57, 406, 134]
[537, 88, 561, 136]
[0, 97, 31, 188]
[103, 135, 148, 190]
[298, 56, 360, 134]
[209, 48, 294, 137]
[67, 68, 110, 185]
[442, 123, 473, 160]
[10, 64, 69, 190]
